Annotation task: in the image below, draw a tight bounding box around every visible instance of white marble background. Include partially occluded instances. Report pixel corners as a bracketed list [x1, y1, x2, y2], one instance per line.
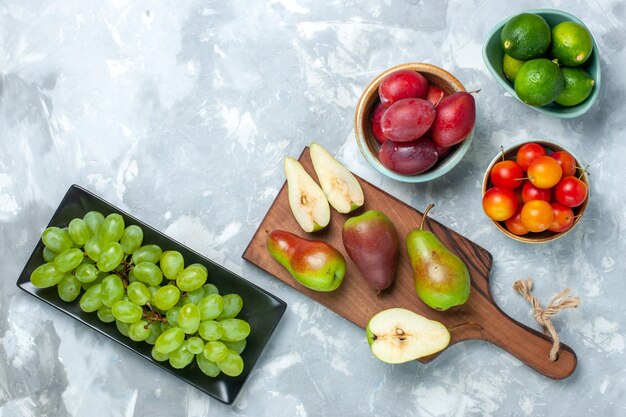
[1, 0, 625, 416]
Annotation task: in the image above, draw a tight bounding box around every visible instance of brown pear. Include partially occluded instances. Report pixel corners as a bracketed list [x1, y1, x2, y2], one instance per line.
[342, 210, 399, 292]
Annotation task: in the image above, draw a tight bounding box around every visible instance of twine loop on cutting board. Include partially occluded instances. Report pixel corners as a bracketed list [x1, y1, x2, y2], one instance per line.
[513, 278, 581, 361]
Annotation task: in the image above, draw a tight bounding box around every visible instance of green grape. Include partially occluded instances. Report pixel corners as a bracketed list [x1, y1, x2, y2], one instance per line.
[151, 345, 170, 362]
[84, 239, 101, 262]
[128, 320, 151, 342]
[216, 294, 243, 320]
[131, 244, 162, 264]
[148, 285, 159, 298]
[57, 273, 81, 302]
[30, 262, 64, 288]
[42, 227, 74, 253]
[223, 339, 247, 355]
[53, 248, 84, 273]
[97, 305, 115, 323]
[145, 321, 163, 345]
[133, 262, 163, 286]
[152, 285, 180, 310]
[97, 242, 124, 272]
[198, 294, 224, 320]
[196, 354, 221, 377]
[155, 327, 185, 354]
[186, 337, 204, 355]
[198, 320, 223, 341]
[169, 343, 194, 369]
[111, 300, 143, 323]
[99, 213, 125, 244]
[202, 283, 219, 295]
[219, 318, 251, 342]
[128, 270, 137, 283]
[160, 250, 184, 280]
[79, 284, 103, 312]
[101, 274, 125, 307]
[42, 247, 58, 263]
[83, 211, 105, 236]
[120, 225, 143, 254]
[127, 282, 151, 305]
[177, 287, 205, 307]
[160, 322, 172, 332]
[81, 273, 104, 290]
[68, 218, 91, 246]
[116, 320, 131, 337]
[178, 304, 201, 334]
[165, 306, 181, 326]
[75, 263, 98, 283]
[217, 350, 244, 377]
[189, 263, 208, 276]
[176, 265, 207, 292]
[203, 341, 228, 362]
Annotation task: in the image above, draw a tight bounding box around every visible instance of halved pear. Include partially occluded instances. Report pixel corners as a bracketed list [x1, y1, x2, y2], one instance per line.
[366, 308, 450, 364]
[285, 157, 330, 233]
[310, 143, 364, 214]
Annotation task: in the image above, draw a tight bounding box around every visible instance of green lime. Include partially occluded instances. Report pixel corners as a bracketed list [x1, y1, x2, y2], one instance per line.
[514, 58, 565, 106]
[555, 67, 595, 106]
[501, 13, 551, 60]
[503, 54, 526, 82]
[551, 21, 593, 66]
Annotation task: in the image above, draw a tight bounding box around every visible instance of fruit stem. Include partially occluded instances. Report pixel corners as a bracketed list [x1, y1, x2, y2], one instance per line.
[420, 204, 435, 231]
[500, 146, 505, 162]
[578, 165, 590, 180]
[467, 89, 481, 94]
[434, 92, 445, 108]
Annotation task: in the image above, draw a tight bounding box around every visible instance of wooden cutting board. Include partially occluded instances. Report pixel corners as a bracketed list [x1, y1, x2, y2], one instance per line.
[243, 147, 577, 379]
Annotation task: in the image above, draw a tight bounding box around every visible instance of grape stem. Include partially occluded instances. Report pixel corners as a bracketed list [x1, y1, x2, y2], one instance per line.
[142, 310, 167, 323]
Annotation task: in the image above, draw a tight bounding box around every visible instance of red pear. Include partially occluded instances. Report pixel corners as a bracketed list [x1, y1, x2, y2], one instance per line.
[342, 210, 399, 292]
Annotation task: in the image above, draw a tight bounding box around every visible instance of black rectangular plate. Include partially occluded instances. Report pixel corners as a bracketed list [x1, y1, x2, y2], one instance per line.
[16, 184, 287, 405]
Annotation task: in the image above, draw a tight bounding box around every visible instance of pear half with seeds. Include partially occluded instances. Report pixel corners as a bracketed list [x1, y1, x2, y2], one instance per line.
[285, 157, 330, 233]
[310, 143, 364, 214]
[366, 308, 450, 364]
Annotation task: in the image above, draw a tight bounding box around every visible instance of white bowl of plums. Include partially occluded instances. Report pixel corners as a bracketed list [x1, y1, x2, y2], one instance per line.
[354, 63, 476, 183]
[482, 140, 589, 243]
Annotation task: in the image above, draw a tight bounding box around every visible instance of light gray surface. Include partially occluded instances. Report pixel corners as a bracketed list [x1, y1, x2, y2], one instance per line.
[1, 0, 625, 416]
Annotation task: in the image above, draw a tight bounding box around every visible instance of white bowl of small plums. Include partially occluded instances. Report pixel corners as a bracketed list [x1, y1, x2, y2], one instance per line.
[354, 63, 476, 183]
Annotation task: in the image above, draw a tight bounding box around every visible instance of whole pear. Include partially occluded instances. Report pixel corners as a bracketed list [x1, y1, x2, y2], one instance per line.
[266, 230, 346, 292]
[342, 210, 399, 292]
[406, 204, 470, 310]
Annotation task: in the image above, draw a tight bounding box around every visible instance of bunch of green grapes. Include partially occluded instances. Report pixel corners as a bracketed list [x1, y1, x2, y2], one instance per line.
[30, 211, 249, 377]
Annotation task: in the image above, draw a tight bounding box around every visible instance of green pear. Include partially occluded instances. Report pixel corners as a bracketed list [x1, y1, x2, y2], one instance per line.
[342, 210, 399, 292]
[366, 308, 450, 363]
[310, 142, 364, 214]
[284, 157, 330, 233]
[266, 230, 345, 292]
[406, 204, 470, 310]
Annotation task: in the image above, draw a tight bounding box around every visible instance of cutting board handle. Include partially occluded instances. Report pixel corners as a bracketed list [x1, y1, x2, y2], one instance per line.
[481, 302, 577, 380]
